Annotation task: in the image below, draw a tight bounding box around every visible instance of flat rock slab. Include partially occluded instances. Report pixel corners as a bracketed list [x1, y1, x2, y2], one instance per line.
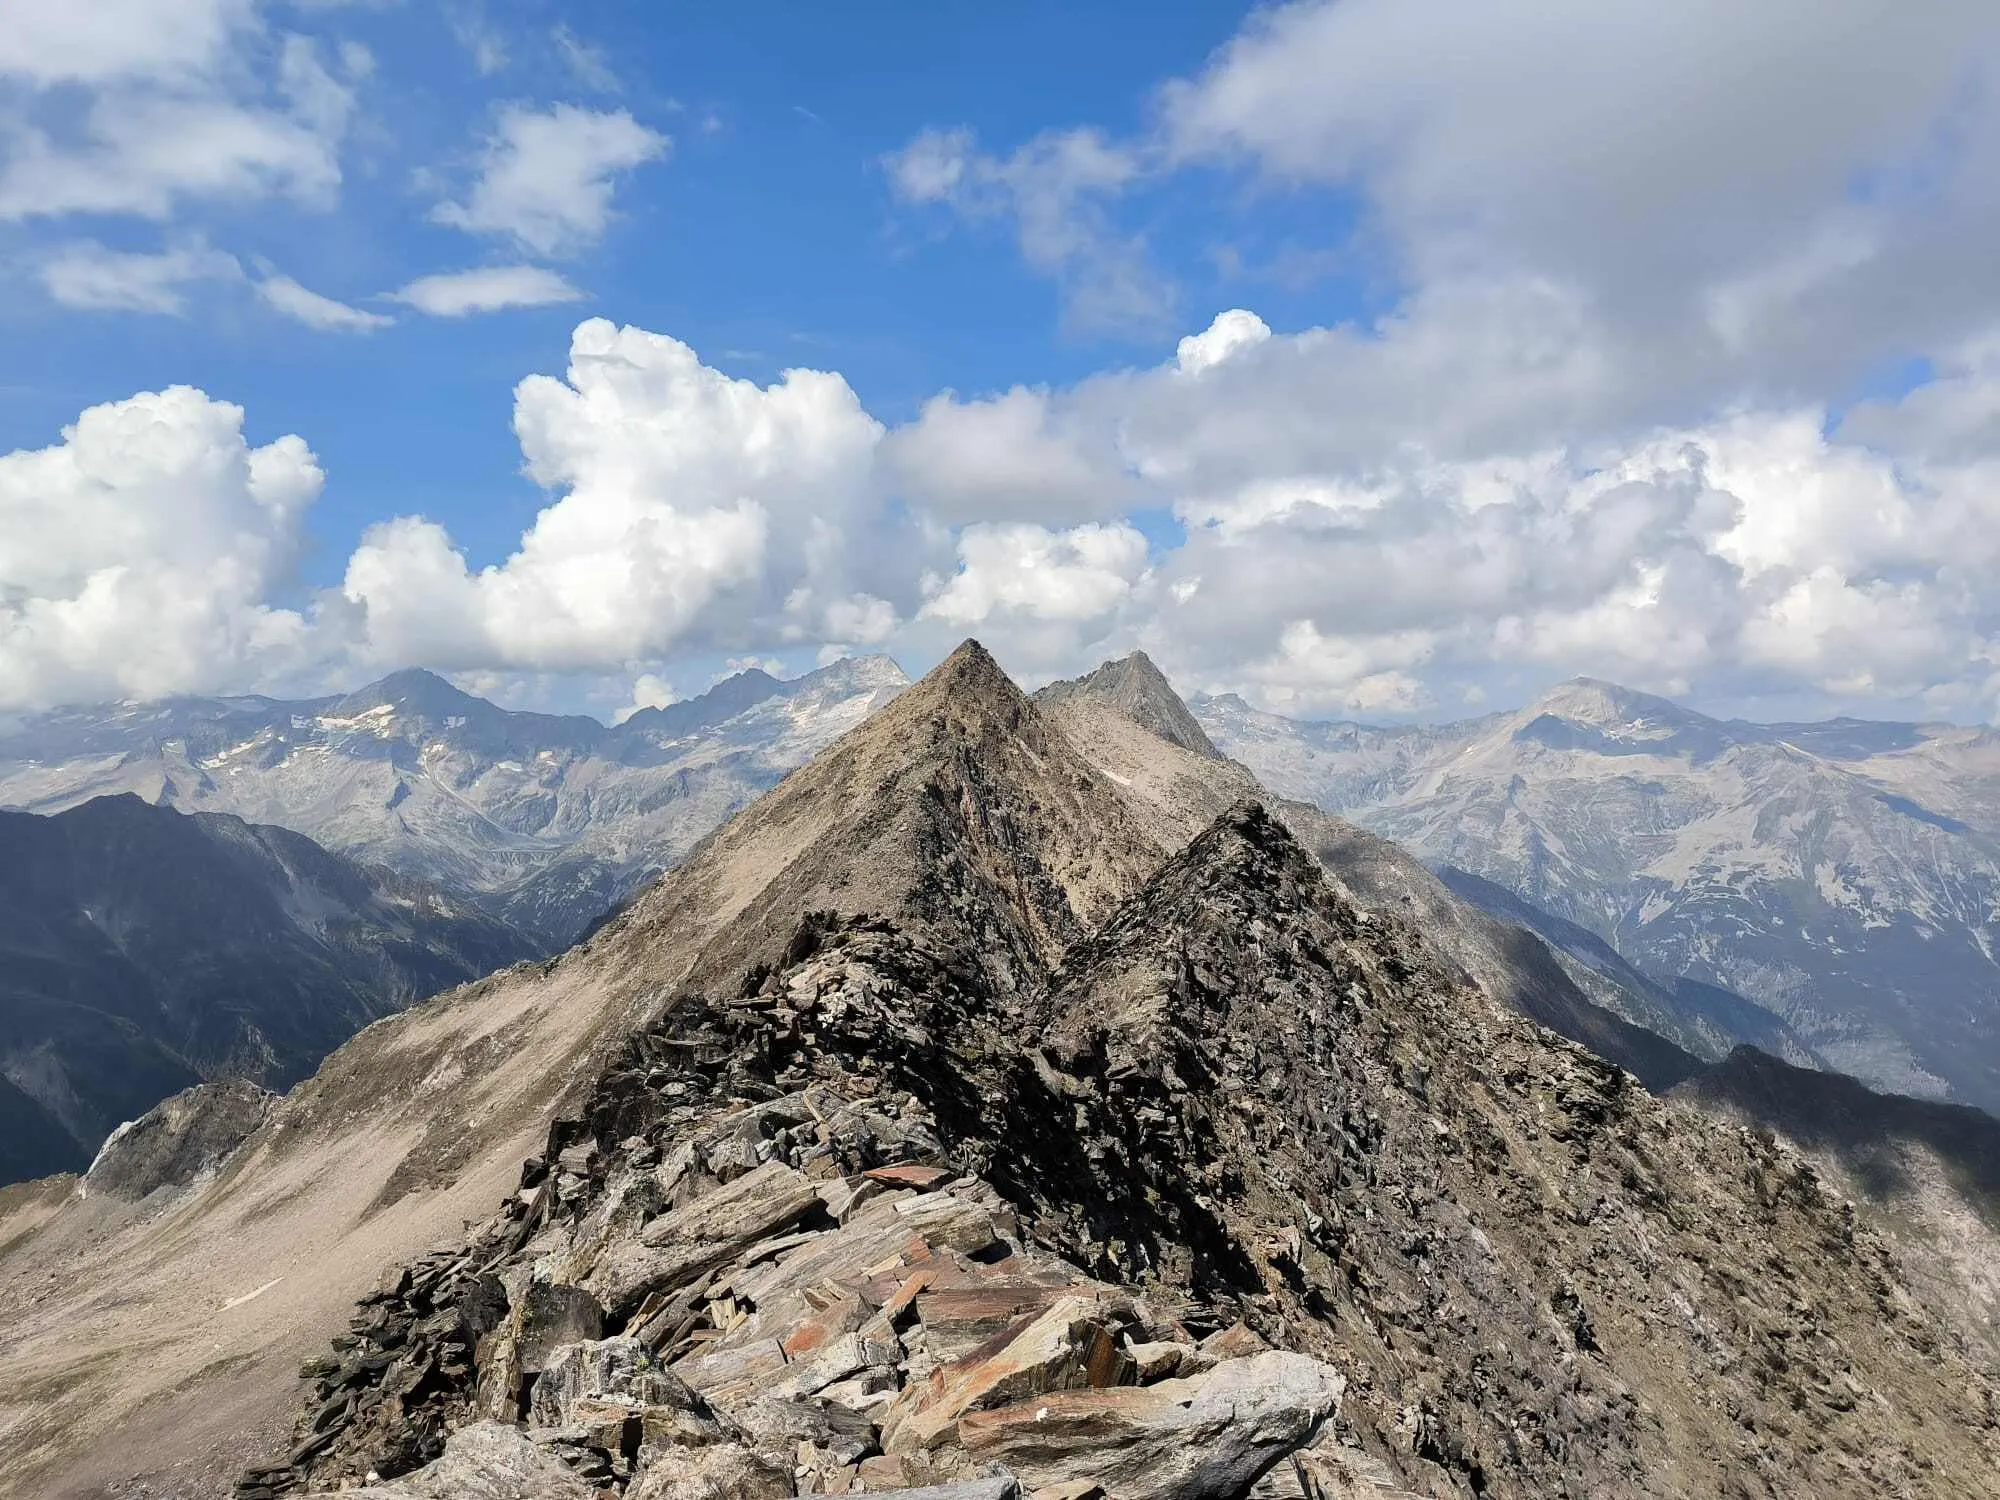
[957, 1351, 1344, 1500]
[298, 1421, 595, 1499]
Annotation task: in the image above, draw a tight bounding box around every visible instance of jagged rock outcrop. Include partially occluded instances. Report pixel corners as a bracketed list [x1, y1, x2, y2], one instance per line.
[244, 800, 1999, 1498]
[1035, 673, 1703, 1091]
[83, 1078, 274, 1202]
[8, 642, 2000, 1500]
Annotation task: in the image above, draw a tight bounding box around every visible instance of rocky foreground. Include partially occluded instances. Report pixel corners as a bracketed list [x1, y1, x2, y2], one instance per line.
[6, 643, 1998, 1499]
[241, 801, 1996, 1497]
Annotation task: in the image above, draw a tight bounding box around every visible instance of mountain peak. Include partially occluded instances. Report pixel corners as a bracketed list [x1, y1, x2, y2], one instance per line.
[1525, 676, 1692, 728]
[335, 666, 481, 718]
[893, 638, 1031, 722]
[1033, 650, 1222, 759]
[623, 635, 1161, 997]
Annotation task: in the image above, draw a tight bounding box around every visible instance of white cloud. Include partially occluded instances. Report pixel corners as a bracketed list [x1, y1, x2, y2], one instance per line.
[0, 386, 323, 711]
[554, 27, 619, 93]
[388, 265, 584, 317]
[432, 104, 667, 256]
[885, 125, 1171, 334]
[922, 521, 1148, 626]
[11, 293, 2000, 723]
[613, 671, 675, 724]
[39, 240, 240, 314]
[1158, 0, 2000, 374]
[0, 33, 360, 223]
[0, 93, 347, 221]
[257, 272, 392, 331]
[882, 385, 1139, 524]
[0, 0, 253, 86]
[1176, 309, 1271, 374]
[340, 318, 886, 671]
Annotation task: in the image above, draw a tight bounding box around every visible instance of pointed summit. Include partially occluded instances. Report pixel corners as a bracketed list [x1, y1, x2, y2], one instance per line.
[1033, 649, 1222, 759]
[905, 638, 1025, 709]
[614, 636, 1164, 997]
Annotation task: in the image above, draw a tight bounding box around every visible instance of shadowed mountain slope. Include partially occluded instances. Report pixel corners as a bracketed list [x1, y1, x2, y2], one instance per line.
[1038, 673, 1705, 1091]
[5, 645, 1998, 1499]
[0, 795, 530, 1183]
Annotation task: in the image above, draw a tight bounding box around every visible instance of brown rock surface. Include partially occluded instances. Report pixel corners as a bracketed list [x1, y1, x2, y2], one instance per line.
[7, 640, 2000, 1500]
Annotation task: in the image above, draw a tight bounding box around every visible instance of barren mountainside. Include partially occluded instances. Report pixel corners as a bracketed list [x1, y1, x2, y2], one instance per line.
[1196, 679, 2000, 1112]
[1, 644, 1996, 1500]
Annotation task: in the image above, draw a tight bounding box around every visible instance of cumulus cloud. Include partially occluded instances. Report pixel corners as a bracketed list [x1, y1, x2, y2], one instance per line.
[881, 386, 1139, 523]
[388, 265, 584, 317]
[256, 272, 392, 331]
[433, 103, 667, 256]
[39, 240, 240, 313]
[922, 521, 1148, 626]
[340, 318, 886, 671]
[0, 387, 323, 710]
[1176, 308, 1271, 374]
[11, 291, 2000, 723]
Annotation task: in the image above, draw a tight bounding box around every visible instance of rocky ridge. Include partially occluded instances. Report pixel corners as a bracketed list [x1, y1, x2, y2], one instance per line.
[1194, 680, 2000, 1111]
[1034, 670, 1704, 1092]
[8, 644, 2000, 1499]
[238, 798, 2000, 1498]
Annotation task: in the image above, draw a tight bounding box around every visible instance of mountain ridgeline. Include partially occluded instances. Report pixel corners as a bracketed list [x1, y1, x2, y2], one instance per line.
[0, 655, 911, 949]
[2, 643, 1997, 1499]
[1197, 677, 2000, 1114]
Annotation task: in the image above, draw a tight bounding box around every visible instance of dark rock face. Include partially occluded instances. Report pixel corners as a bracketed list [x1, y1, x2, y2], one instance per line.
[0, 794, 532, 1184]
[249, 797, 2000, 1498]
[83, 1078, 274, 1201]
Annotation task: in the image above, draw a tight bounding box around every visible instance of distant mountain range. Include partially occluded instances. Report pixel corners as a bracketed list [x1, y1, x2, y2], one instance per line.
[0, 795, 528, 1183]
[9, 641, 1999, 1500]
[0, 656, 910, 948]
[1196, 679, 2000, 1113]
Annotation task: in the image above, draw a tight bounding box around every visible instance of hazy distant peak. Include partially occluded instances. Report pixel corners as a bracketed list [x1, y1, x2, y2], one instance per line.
[1523, 676, 1701, 731]
[1034, 650, 1222, 759]
[333, 666, 481, 719]
[791, 653, 910, 694]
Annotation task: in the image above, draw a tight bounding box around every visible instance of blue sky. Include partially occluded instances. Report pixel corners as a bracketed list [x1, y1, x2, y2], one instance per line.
[4, 1, 2000, 725]
[2, 2, 1354, 579]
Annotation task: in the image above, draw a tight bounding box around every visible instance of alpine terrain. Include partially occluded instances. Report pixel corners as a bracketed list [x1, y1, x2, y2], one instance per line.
[0, 794, 530, 1184]
[0, 656, 910, 949]
[1196, 680, 2000, 1112]
[1, 644, 1997, 1500]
